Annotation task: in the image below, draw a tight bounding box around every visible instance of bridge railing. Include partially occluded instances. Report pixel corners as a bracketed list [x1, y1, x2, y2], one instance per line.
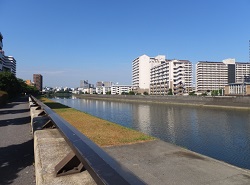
[30, 96, 145, 185]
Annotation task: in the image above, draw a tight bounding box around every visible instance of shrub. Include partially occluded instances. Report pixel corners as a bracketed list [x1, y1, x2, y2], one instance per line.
[0, 91, 8, 106]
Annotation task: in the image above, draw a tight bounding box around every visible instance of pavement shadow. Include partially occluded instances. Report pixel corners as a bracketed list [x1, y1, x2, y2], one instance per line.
[44, 101, 70, 109]
[0, 108, 30, 115]
[0, 103, 20, 109]
[0, 116, 31, 127]
[0, 139, 34, 185]
[0, 96, 29, 109]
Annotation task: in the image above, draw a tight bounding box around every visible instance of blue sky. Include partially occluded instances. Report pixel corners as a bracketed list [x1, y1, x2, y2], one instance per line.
[1, 0, 250, 87]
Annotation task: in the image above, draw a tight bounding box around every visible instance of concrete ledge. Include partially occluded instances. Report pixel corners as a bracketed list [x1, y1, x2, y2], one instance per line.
[34, 129, 96, 185]
[104, 140, 250, 185]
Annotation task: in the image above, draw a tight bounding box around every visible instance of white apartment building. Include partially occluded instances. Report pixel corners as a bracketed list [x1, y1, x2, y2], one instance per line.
[79, 80, 95, 94]
[235, 62, 250, 83]
[132, 55, 164, 93]
[111, 85, 134, 95]
[3, 56, 16, 75]
[150, 59, 192, 95]
[196, 58, 250, 92]
[96, 81, 113, 94]
[0, 33, 16, 75]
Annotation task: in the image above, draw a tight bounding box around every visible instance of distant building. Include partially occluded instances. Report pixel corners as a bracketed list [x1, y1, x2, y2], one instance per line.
[111, 85, 134, 95]
[80, 80, 89, 88]
[33, 74, 43, 91]
[25, 80, 33, 86]
[96, 81, 113, 94]
[79, 80, 95, 94]
[196, 59, 250, 92]
[225, 82, 250, 96]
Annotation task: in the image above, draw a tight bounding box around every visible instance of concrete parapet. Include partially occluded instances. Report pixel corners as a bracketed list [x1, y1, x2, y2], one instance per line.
[34, 129, 96, 185]
[30, 107, 47, 134]
[32, 116, 51, 134]
[29, 97, 95, 184]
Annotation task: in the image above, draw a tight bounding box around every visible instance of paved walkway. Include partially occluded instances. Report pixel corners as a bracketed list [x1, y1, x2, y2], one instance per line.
[0, 96, 35, 185]
[104, 140, 250, 185]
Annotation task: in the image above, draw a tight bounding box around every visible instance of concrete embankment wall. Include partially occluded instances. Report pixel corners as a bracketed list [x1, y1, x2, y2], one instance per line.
[74, 95, 250, 109]
[29, 98, 96, 185]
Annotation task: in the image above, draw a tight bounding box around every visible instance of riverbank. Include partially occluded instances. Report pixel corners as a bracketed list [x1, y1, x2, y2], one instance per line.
[36, 97, 250, 185]
[40, 97, 154, 146]
[74, 94, 250, 110]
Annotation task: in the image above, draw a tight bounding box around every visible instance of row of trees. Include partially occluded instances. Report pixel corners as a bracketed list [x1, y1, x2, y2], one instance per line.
[0, 72, 39, 99]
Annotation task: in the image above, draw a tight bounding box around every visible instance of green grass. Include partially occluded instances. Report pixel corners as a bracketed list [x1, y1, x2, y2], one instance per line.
[40, 97, 155, 146]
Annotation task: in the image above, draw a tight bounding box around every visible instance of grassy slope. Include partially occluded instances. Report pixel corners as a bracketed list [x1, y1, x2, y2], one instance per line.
[40, 97, 154, 146]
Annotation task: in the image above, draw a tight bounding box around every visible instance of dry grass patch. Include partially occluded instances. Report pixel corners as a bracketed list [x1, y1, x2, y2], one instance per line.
[40, 97, 154, 146]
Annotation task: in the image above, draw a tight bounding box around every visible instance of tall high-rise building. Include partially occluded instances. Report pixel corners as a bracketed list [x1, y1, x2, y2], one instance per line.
[33, 74, 43, 91]
[0, 32, 16, 75]
[196, 58, 250, 92]
[150, 59, 192, 95]
[0, 33, 3, 72]
[3, 56, 16, 75]
[80, 80, 90, 88]
[132, 55, 164, 93]
[132, 54, 192, 95]
[0, 33, 3, 50]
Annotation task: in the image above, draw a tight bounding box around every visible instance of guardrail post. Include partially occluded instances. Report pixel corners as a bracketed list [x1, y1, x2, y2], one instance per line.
[55, 151, 85, 177]
[42, 120, 56, 129]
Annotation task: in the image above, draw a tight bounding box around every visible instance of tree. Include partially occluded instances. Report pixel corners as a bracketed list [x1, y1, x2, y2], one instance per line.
[201, 92, 207, 96]
[18, 78, 39, 95]
[167, 88, 173, 95]
[0, 72, 39, 99]
[218, 89, 223, 96]
[143, 91, 149, 95]
[128, 91, 135, 95]
[189, 91, 197, 96]
[0, 72, 21, 98]
[211, 90, 218, 96]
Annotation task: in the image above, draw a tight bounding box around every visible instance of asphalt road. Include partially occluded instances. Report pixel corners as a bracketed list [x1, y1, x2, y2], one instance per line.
[0, 96, 35, 185]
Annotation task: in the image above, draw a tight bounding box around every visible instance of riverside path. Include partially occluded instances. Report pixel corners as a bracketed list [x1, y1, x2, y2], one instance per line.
[0, 96, 35, 185]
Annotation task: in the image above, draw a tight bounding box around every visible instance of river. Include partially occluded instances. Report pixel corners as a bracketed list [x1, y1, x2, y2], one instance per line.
[51, 96, 250, 170]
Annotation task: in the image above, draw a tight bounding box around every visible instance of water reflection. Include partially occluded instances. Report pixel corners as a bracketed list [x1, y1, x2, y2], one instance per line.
[135, 104, 151, 134]
[51, 97, 250, 170]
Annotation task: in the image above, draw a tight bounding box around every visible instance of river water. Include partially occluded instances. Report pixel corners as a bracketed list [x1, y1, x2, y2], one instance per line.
[51, 96, 250, 170]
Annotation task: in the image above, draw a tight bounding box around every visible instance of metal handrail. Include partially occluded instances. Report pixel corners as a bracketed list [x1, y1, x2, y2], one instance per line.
[30, 96, 146, 185]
